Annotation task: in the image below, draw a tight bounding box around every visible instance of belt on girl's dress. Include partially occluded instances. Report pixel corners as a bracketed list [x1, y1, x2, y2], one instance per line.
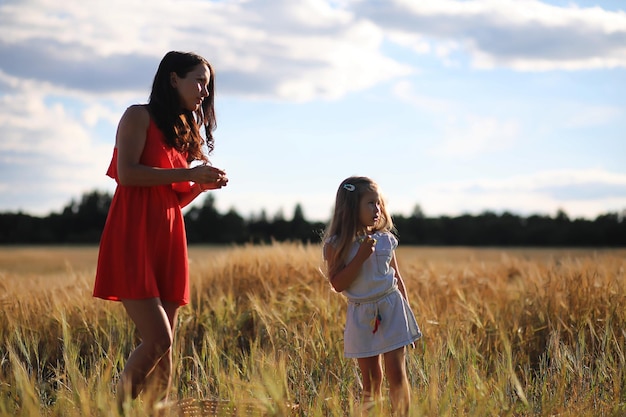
[346, 284, 399, 334]
[346, 284, 398, 306]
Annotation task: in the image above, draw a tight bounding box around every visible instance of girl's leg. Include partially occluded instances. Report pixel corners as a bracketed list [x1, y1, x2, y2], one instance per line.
[356, 356, 383, 410]
[383, 347, 410, 417]
[116, 298, 178, 411]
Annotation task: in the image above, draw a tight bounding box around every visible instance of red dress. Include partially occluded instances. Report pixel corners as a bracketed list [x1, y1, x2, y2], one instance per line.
[93, 118, 192, 306]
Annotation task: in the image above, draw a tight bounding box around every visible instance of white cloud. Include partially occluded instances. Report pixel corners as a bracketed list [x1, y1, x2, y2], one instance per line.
[391, 80, 451, 112]
[386, 32, 432, 54]
[432, 115, 520, 157]
[81, 103, 123, 128]
[430, 168, 626, 192]
[418, 169, 626, 218]
[391, 80, 524, 159]
[560, 103, 622, 128]
[0, 76, 113, 215]
[352, 0, 626, 70]
[2, 0, 624, 103]
[272, 19, 412, 101]
[0, 0, 413, 101]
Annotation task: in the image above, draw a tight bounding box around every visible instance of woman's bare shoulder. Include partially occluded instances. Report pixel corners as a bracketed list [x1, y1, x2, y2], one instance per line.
[122, 104, 149, 120]
[114, 105, 150, 149]
[118, 104, 150, 129]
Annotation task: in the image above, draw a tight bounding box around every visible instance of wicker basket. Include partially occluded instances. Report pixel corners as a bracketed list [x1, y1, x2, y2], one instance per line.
[176, 398, 299, 417]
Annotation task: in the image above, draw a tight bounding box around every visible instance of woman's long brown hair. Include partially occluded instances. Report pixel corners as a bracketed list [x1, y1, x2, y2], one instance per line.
[148, 51, 216, 163]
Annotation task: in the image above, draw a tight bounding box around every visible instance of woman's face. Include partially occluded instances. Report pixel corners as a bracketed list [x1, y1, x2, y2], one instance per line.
[171, 63, 211, 111]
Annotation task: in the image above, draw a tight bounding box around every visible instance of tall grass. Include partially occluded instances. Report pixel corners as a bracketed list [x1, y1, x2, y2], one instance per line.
[0, 244, 625, 416]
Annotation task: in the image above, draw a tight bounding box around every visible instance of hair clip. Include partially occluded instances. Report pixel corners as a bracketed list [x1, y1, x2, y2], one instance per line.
[343, 184, 355, 192]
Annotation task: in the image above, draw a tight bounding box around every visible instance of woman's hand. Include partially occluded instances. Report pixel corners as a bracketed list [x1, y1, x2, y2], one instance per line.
[191, 165, 228, 191]
[190, 164, 226, 183]
[197, 176, 228, 191]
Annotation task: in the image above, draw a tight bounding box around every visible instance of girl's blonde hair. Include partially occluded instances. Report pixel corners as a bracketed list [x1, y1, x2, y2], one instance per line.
[322, 176, 394, 278]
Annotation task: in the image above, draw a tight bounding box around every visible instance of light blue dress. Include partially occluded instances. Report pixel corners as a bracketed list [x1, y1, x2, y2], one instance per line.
[330, 231, 422, 358]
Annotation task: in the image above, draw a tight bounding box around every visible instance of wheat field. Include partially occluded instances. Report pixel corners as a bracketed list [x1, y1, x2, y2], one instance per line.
[0, 244, 625, 416]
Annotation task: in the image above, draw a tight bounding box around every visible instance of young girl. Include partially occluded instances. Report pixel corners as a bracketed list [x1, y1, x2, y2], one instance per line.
[323, 176, 421, 416]
[93, 51, 228, 413]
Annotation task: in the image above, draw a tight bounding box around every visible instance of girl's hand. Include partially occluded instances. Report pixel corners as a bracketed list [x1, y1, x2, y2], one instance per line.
[355, 235, 376, 262]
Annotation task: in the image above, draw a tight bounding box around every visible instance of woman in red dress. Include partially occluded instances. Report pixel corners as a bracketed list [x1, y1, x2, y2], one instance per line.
[93, 51, 228, 412]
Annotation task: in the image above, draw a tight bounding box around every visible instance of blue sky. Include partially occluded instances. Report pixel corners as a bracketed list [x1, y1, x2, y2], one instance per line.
[0, 0, 625, 222]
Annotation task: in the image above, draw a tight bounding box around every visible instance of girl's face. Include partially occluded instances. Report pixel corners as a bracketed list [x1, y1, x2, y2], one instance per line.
[358, 190, 381, 232]
[171, 63, 211, 111]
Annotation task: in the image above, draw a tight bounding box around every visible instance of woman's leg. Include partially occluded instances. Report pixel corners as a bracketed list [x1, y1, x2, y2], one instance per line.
[356, 355, 383, 412]
[116, 298, 178, 411]
[143, 300, 180, 404]
[383, 347, 410, 416]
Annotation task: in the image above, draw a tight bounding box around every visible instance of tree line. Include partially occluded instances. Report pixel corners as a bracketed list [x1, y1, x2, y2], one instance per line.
[0, 190, 624, 246]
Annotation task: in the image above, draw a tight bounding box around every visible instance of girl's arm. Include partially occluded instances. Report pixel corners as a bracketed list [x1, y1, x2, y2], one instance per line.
[324, 237, 375, 292]
[116, 105, 224, 187]
[390, 252, 410, 303]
